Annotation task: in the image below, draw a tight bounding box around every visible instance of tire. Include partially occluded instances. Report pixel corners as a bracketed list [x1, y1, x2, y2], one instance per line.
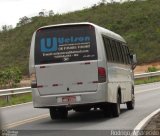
[126, 88, 135, 110]
[49, 107, 68, 120]
[111, 93, 121, 117]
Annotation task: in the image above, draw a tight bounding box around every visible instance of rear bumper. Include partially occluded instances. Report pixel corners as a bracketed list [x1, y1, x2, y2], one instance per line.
[31, 83, 107, 108]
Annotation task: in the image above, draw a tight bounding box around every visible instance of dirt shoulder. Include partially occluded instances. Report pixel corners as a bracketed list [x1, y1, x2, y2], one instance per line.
[134, 61, 160, 74]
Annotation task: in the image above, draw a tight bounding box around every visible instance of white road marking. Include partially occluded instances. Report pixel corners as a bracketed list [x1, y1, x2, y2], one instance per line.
[132, 108, 160, 136]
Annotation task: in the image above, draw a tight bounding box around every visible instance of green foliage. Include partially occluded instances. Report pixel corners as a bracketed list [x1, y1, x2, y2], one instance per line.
[136, 66, 160, 85]
[17, 16, 31, 27]
[135, 76, 160, 85]
[0, 0, 160, 75]
[147, 66, 159, 72]
[0, 67, 22, 88]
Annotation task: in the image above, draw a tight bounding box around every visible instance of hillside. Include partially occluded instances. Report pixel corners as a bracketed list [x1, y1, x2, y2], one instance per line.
[0, 0, 160, 75]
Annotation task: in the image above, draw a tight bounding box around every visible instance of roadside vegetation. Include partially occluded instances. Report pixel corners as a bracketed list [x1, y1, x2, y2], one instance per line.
[0, 0, 160, 75]
[147, 66, 159, 73]
[135, 66, 160, 85]
[135, 76, 160, 85]
[0, 67, 22, 89]
[0, 93, 32, 107]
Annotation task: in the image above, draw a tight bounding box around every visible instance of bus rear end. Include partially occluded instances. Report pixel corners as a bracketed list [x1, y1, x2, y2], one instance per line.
[29, 23, 107, 119]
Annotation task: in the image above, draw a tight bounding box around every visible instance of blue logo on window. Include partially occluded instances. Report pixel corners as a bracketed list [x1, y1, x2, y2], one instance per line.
[40, 36, 91, 52]
[40, 38, 57, 52]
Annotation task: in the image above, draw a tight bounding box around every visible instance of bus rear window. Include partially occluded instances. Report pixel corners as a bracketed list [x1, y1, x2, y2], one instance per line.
[35, 25, 97, 65]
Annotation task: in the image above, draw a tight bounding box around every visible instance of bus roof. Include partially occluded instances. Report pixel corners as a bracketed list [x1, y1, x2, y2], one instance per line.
[37, 22, 126, 43]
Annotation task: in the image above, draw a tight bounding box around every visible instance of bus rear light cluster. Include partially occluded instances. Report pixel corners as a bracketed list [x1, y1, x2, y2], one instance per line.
[98, 67, 106, 83]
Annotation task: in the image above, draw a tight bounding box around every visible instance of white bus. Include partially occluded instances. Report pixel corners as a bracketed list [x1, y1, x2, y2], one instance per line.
[29, 22, 137, 120]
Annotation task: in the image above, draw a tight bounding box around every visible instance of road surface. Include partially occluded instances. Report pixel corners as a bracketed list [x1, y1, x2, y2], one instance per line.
[1, 82, 160, 136]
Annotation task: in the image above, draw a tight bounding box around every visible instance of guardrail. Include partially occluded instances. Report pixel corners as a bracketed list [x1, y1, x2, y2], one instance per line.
[0, 87, 31, 97]
[0, 71, 160, 97]
[135, 71, 160, 79]
[0, 87, 31, 102]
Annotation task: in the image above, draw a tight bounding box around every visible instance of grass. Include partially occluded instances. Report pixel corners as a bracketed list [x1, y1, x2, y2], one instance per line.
[135, 76, 160, 85]
[0, 93, 32, 107]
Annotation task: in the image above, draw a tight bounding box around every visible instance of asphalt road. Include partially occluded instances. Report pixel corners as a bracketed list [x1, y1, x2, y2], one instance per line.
[1, 82, 160, 136]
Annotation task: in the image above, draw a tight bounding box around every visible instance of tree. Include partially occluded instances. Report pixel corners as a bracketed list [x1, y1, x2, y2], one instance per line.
[49, 10, 54, 16]
[39, 9, 47, 16]
[17, 16, 31, 27]
[98, 0, 107, 6]
[39, 11, 44, 16]
[91, 4, 97, 9]
[1, 25, 13, 32]
[2, 25, 7, 32]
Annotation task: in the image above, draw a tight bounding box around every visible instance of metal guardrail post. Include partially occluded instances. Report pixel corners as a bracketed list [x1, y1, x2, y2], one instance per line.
[5, 95, 10, 103]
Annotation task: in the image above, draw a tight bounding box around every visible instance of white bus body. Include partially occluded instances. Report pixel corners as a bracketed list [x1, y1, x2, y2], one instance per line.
[29, 22, 136, 119]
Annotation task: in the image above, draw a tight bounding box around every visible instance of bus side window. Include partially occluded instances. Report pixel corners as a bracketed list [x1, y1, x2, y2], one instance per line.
[115, 42, 122, 64]
[123, 45, 130, 64]
[107, 38, 114, 62]
[125, 46, 131, 64]
[118, 42, 124, 64]
[122, 45, 127, 64]
[111, 40, 119, 63]
[119, 43, 125, 64]
[102, 36, 113, 62]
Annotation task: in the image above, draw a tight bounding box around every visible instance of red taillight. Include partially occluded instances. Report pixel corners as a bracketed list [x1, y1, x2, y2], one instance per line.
[98, 67, 106, 76]
[98, 67, 106, 83]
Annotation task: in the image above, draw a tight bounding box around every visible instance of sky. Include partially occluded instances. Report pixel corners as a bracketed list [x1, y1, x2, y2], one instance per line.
[0, 0, 127, 28]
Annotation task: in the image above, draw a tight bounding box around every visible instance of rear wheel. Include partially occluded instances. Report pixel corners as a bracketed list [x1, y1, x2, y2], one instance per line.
[49, 107, 68, 120]
[126, 88, 135, 110]
[111, 93, 121, 117]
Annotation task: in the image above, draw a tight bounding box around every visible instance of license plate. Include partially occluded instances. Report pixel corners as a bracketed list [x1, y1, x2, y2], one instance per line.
[62, 96, 76, 103]
[57, 96, 81, 103]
